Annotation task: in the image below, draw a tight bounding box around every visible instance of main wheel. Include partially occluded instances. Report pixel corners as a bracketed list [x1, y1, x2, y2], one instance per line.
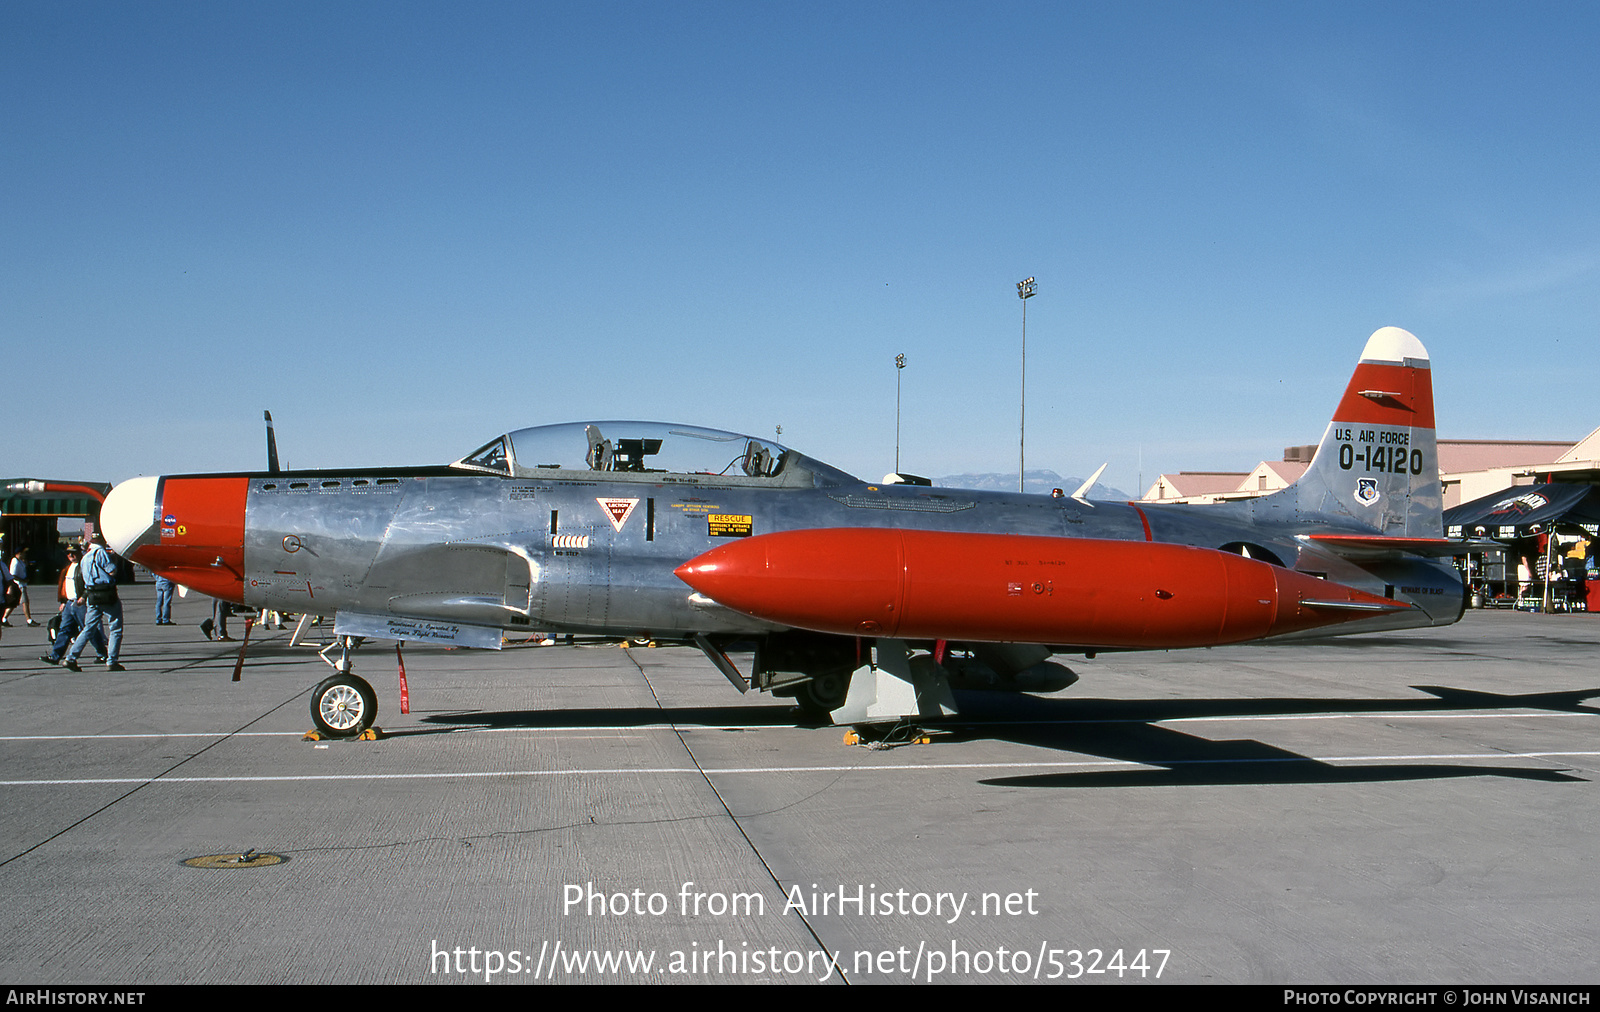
[311, 674, 377, 738]
[795, 670, 852, 718]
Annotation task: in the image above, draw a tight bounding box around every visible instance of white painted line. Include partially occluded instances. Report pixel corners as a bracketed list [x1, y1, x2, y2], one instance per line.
[4, 751, 1596, 787]
[1167, 712, 1595, 724]
[977, 711, 1597, 726]
[0, 732, 307, 741]
[0, 725, 768, 741]
[0, 709, 1589, 742]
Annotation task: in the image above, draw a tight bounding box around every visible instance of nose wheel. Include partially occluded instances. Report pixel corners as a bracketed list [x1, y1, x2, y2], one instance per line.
[310, 635, 377, 738]
[311, 673, 377, 738]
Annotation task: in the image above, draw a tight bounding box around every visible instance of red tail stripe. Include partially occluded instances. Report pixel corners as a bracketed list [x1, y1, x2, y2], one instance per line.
[1333, 362, 1435, 429]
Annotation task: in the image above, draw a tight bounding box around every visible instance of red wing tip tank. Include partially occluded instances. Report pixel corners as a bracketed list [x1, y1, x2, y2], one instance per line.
[675, 528, 1410, 649]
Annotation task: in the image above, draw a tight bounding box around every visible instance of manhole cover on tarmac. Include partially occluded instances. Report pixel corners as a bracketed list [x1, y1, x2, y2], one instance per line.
[182, 851, 289, 869]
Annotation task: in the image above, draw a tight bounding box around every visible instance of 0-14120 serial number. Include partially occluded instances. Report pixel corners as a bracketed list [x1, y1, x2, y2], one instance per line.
[1338, 443, 1422, 475]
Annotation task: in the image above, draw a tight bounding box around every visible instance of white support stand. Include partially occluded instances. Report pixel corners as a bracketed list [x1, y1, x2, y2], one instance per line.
[829, 639, 958, 725]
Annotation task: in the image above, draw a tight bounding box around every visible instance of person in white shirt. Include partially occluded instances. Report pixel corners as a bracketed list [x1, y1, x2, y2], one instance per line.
[3, 550, 40, 628]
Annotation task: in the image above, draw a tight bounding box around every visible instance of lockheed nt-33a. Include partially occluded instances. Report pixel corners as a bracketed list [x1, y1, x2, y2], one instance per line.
[99, 327, 1465, 737]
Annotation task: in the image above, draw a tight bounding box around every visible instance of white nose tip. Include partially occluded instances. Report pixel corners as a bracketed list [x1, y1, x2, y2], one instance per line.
[101, 476, 160, 556]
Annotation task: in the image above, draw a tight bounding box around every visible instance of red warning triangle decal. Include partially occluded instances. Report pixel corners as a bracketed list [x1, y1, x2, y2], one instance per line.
[596, 497, 639, 532]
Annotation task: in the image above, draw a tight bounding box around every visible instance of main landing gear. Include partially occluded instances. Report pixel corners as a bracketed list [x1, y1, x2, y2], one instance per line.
[793, 669, 852, 719]
[310, 636, 378, 739]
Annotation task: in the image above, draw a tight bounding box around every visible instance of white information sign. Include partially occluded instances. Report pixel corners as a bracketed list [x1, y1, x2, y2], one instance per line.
[333, 611, 504, 650]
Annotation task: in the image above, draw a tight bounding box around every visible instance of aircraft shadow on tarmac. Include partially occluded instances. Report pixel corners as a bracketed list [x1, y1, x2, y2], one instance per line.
[412, 684, 1596, 788]
[1279, 632, 1600, 652]
[959, 685, 1596, 789]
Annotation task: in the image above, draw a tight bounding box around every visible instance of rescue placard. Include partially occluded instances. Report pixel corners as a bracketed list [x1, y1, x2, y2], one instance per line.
[708, 514, 753, 538]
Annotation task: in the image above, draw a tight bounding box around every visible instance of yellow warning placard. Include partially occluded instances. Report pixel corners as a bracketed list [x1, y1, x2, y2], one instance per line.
[708, 514, 753, 538]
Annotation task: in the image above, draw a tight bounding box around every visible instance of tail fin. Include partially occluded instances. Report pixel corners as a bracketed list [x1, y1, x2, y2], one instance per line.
[1272, 327, 1442, 537]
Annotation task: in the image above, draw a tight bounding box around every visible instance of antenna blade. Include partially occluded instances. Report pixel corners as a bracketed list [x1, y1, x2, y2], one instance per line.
[265, 410, 281, 474]
[1071, 463, 1108, 503]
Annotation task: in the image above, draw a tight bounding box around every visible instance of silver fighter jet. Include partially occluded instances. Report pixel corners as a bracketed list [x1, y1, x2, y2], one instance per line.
[100, 327, 1465, 737]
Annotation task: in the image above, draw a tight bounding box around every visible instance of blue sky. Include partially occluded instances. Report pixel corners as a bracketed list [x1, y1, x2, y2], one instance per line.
[4, 2, 1596, 495]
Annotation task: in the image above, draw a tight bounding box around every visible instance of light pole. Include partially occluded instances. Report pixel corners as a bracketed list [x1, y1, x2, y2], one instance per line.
[894, 353, 906, 473]
[1016, 277, 1036, 493]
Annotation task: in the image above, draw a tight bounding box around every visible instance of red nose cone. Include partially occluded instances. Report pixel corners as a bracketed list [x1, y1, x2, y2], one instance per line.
[134, 477, 248, 603]
[676, 528, 1403, 649]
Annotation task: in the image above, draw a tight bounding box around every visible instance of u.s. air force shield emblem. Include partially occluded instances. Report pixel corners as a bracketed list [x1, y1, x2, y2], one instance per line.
[1354, 477, 1380, 506]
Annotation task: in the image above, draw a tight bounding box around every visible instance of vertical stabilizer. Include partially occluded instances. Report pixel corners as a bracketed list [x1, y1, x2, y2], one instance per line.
[1278, 327, 1441, 537]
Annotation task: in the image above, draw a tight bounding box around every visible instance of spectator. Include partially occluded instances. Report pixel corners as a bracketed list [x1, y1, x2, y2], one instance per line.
[2, 549, 40, 628]
[154, 574, 175, 625]
[62, 533, 123, 672]
[42, 546, 106, 665]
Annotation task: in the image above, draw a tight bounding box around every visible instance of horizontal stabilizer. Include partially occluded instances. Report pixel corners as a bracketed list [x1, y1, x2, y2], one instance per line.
[1306, 534, 1486, 560]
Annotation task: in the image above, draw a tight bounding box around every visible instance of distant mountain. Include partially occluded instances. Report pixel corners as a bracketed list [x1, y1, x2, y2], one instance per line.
[934, 469, 1134, 501]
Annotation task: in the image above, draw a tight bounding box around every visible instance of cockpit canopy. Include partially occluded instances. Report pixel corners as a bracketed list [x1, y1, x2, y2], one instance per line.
[451, 421, 858, 488]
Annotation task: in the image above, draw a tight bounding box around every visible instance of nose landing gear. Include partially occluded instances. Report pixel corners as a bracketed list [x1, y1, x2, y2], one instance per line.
[309, 636, 378, 739]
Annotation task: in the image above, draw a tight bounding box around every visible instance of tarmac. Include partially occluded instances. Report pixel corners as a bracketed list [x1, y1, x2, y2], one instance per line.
[1, 583, 1597, 985]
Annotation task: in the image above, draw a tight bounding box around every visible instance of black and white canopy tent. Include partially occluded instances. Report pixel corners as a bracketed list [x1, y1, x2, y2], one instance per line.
[1445, 483, 1600, 541]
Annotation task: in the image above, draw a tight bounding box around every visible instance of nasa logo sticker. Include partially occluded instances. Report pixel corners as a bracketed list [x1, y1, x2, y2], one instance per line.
[1354, 478, 1380, 506]
[162, 514, 177, 527]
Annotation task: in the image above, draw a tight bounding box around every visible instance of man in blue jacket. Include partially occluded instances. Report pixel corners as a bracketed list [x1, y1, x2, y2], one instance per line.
[43, 545, 106, 665]
[63, 533, 123, 672]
